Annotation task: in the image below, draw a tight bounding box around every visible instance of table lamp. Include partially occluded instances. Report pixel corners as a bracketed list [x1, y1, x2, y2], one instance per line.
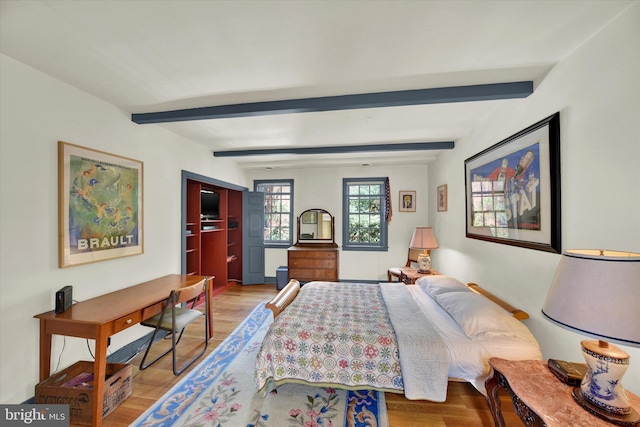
[409, 226, 439, 273]
[542, 249, 640, 426]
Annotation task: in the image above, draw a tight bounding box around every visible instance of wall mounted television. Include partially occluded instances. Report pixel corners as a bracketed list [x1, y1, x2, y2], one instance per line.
[200, 190, 220, 220]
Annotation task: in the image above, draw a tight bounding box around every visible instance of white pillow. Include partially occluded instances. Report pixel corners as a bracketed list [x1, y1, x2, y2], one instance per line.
[434, 291, 538, 344]
[417, 275, 470, 298]
[480, 336, 542, 361]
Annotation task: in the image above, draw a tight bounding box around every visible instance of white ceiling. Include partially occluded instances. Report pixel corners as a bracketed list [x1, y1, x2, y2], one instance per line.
[0, 0, 634, 169]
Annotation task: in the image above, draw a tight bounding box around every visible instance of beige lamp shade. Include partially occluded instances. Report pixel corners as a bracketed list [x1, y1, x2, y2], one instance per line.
[409, 226, 439, 251]
[409, 227, 438, 272]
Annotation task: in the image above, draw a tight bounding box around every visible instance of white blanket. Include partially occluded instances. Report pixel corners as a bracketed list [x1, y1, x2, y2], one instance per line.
[380, 283, 450, 401]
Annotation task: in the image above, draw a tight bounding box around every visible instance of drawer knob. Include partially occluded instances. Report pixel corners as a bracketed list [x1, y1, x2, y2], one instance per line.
[126, 319, 133, 324]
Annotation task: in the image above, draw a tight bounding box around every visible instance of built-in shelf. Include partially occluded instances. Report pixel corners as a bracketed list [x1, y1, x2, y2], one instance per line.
[186, 178, 243, 296]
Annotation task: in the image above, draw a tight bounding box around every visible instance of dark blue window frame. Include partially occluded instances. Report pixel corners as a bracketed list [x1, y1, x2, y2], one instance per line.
[254, 179, 294, 248]
[342, 177, 388, 252]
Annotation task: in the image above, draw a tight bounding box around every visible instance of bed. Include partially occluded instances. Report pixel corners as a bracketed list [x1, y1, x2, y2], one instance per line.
[255, 276, 542, 402]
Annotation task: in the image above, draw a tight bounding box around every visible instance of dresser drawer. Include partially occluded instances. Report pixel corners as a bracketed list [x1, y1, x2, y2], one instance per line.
[289, 268, 338, 281]
[288, 257, 336, 269]
[289, 251, 336, 260]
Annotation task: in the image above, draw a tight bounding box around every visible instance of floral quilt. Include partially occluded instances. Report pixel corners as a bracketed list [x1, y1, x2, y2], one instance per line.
[255, 282, 404, 394]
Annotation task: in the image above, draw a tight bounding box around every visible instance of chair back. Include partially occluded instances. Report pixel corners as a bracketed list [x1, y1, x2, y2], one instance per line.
[170, 281, 206, 305]
[406, 248, 430, 267]
[139, 277, 209, 375]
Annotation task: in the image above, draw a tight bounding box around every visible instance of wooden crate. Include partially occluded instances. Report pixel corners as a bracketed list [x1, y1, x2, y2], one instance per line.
[35, 361, 132, 425]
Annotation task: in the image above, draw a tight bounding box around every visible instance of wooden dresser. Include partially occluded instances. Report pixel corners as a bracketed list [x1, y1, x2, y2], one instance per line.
[287, 244, 339, 282]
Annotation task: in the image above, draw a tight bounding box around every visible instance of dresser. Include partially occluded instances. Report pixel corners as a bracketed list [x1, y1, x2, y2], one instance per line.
[287, 244, 339, 282]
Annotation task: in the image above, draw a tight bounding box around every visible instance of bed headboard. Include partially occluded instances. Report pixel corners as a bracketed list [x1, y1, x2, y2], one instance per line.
[465, 282, 529, 320]
[266, 279, 529, 321]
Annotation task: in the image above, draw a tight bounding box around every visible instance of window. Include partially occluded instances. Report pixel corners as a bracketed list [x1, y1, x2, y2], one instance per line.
[342, 178, 388, 251]
[254, 180, 293, 247]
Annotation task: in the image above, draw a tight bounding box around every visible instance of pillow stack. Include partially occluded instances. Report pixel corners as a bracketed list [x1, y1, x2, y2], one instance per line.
[417, 275, 538, 344]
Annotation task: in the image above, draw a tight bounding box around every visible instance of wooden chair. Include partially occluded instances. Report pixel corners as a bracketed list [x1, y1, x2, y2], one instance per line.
[139, 280, 209, 375]
[387, 248, 430, 281]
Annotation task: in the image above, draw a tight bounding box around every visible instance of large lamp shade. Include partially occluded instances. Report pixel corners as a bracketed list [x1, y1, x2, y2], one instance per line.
[542, 249, 640, 347]
[542, 249, 640, 425]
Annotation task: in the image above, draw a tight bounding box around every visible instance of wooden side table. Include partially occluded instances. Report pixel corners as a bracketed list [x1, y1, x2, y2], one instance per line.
[486, 358, 640, 427]
[398, 267, 440, 284]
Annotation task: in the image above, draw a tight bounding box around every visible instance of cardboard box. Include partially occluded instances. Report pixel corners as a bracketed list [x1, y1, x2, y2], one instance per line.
[35, 361, 132, 425]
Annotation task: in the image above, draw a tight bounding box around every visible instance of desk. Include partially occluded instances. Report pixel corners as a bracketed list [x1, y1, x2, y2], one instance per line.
[486, 358, 640, 427]
[398, 267, 441, 284]
[34, 274, 212, 427]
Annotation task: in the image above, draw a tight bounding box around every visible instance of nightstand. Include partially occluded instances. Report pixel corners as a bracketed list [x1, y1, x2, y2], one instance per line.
[398, 267, 440, 284]
[486, 358, 640, 427]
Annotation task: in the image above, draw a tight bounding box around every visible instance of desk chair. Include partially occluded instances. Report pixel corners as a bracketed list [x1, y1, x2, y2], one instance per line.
[139, 280, 209, 375]
[387, 248, 429, 281]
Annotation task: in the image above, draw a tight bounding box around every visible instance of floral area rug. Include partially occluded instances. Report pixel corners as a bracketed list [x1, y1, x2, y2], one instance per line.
[130, 302, 388, 427]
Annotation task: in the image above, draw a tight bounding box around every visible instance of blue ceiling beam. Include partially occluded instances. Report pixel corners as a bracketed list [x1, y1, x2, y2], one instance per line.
[213, 141, 454, 157]
[131, 81, 533, 124]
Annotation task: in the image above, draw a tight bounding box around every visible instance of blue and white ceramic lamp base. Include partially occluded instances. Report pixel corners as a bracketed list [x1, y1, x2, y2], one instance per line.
[572, 340, 639, 426]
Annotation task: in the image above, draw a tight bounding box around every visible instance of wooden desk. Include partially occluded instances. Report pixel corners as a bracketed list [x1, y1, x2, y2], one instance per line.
[34, 274, 212, 427]
[486, 358, 640, 427]
[398, 267, 440, 284]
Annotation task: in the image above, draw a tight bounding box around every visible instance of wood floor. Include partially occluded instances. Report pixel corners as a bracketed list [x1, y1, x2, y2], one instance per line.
[99, 284, 522, 427]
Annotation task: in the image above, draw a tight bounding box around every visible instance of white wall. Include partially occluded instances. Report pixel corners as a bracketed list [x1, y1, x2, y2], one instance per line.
[2, 2, 638, 405]
[429, 4, 640, 394]
[245, 164, 431, 281]
[0, 54, 249, 403]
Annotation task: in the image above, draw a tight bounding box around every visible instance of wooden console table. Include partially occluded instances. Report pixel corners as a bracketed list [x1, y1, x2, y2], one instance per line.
[486, 358, 640, 427]
[34, 274, 212, 427]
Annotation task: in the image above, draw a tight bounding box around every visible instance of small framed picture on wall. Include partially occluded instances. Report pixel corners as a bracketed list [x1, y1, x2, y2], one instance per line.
[399, 190, 416, 212]
[437, 184, 448, 212]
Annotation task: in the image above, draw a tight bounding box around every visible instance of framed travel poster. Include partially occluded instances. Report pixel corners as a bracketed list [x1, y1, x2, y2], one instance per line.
[58, 141, 144, 267]
[464, 113, 561, 253]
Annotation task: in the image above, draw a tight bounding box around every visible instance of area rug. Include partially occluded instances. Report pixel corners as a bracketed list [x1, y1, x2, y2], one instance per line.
[131, 302, 388, 427]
